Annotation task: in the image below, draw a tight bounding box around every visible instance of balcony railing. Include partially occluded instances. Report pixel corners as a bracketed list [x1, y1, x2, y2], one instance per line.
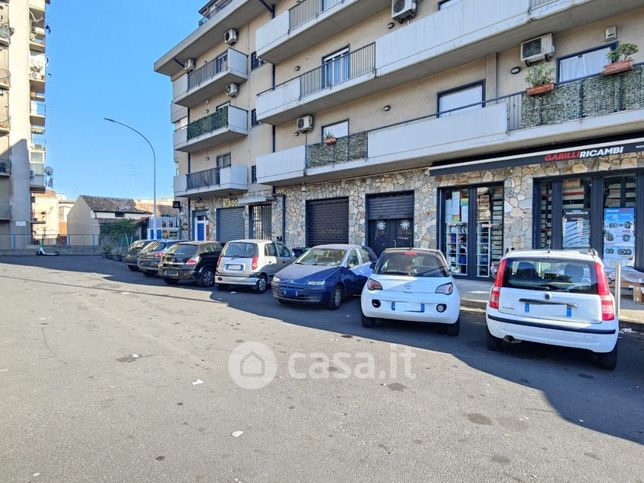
[289, 0, 344, 31]
[306, 132, 368, 169]
[30, 26, 45, 48]
[185, 105, 246, 141]
[188, 56, 227, 91]
[0, 22, 11, 43]
[0, 68, 10, 88]
[30, 162, 45, 176]
[530, 0, 558, 8]
[31, 101, 46, 117]
[199, 0, 233, 25]
[0, 108, 9, 131]
[187, 167, 222, 190]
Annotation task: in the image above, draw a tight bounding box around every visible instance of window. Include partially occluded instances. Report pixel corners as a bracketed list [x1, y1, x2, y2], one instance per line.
[265, 243, 277, 257]
[438, 83, 484, 117]
[503, 258, 597, 294]
[347, 249, 360, 268]
[558, 45, 613, 82]
[115, 212, 125, 218]
[321, 120, 348, 140]
[215, 52, 228, 73]
[251, 109, 260, 127]
[276, 243, 291, 258]
[250, 52, 266, 70]
[438, 0, 465, 9]
[216, 153, 231, 168]
[322, 47, 350, 88]
[251, 165, 257, 184]
[360, 248, 375, 263]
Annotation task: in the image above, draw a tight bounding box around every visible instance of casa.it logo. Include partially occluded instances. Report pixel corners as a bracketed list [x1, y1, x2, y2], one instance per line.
[544, 146, 625, 162]
[228, 342, 277, 390]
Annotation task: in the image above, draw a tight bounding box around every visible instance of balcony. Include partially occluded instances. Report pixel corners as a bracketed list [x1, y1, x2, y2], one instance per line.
[29, 25, 46, 53]
[30, 163, 46, 192]
[29, 0, 46, 13]
[154, 0, 276, 77]
[0, 203, 11, 221]
[0, 156, 10, 176]
[0, 68, 10, 90]
[256, 43, 376, 125]
[174, 105, 248, 153]
[0, 22, 10, 46]
[173, 49, 248, 107]
[256, 0, 389, 64]
[256, 0, 644, 124]
[173, 165, 248, 197]
[0, 105, 9, 135]
[257, 65, 644, 184]
[30, 56, 46, 93]
[30, 101, 46, 127]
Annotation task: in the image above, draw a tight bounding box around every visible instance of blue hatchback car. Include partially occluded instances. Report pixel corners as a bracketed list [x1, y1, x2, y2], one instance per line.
[272, 244, 377, 309]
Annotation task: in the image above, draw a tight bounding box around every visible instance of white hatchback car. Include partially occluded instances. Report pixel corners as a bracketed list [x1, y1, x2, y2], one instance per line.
[485, 249, 619, 369]
[361, 248, 461, 335]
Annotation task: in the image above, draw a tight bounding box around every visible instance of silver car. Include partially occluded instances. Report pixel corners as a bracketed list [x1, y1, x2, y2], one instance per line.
[216, 239, 296, 293]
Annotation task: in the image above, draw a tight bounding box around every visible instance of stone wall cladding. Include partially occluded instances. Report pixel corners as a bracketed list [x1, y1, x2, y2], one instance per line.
[274, 152, 643, 250]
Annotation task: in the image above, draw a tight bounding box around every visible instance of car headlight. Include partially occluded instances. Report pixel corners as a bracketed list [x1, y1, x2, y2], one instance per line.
[273, 276, 281, 283]
[306, 280, 326, 286]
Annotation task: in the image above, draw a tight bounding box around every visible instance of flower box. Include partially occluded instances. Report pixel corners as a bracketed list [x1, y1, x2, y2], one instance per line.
[602, 59, 634, 76]
[526, 83, 555, 96]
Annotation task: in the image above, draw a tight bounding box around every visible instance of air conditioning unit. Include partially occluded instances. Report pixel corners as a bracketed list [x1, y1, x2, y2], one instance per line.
[296, 115, 314, 133]
[521, 34, 555, 65]
[224, 28, 239, 46]
[392, 0, 416, 22]
[184, 58, 196, 72]
[226, 82, 239, 98]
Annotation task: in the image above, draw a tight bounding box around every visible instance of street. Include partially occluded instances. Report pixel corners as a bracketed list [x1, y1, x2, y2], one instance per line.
[0, 256, 643, 482]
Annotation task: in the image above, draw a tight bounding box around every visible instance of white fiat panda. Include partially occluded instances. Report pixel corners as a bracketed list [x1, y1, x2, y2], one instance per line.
[485, 249, 619, 370]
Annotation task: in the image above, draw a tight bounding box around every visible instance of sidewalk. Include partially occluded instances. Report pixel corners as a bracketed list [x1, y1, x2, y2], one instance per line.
[455, 279, 644, 329]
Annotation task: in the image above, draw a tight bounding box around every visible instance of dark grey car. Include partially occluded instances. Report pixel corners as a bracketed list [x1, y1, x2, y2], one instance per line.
[137, 240, 183, 277]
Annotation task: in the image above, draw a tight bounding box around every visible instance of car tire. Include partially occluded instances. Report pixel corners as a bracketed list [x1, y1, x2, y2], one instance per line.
[254, 275, 268, 294]
[163, 278, 179, 286]
[486, 328, 503, 351]
[327, 285, 344, 310]
[445, 319, 460, 336]
[142, 270, 155, 277]
[199, 268, 215, 287]
[128, 265, 139, 271]
[217, 283, 229, 291]
[361, 313, 375, 328]
[596, 345, 618, 370]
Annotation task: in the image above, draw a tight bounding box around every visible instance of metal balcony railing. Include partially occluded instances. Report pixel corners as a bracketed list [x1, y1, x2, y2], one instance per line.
[187, 106, 229, 140]
[306, 132, 368, 169]
[30, 162, 45, 176]
[187, 167, 221, 190]
[289, 0, 344, 31]
[188, 53, 228, 90]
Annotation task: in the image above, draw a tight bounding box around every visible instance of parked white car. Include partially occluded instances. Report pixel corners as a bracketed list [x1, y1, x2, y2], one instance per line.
[361, 248, 461, 335]
[485, 249, 619, 370]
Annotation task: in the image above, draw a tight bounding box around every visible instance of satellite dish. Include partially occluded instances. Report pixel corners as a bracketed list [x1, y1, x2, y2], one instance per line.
[44, 166, 54, 176]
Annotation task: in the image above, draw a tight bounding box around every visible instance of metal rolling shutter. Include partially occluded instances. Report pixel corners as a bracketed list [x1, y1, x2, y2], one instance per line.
[216, 207, 245, 242]
[367, 192, 414, 220]
[306, 198, 349, 247]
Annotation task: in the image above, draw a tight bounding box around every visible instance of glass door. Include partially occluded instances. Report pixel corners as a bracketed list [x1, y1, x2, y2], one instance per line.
[444, 188, 469, 275]
[475, 186, 504, 277]
[561, 178, 591, 249]
[322, 48, 349, 89]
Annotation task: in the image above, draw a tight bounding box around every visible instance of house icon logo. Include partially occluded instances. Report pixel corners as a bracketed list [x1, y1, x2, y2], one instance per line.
[228, 342, 277, 390]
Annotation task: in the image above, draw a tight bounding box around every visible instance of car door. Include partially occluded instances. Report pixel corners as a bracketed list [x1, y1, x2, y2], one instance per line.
[263, 243, 279, 278]
[276, 242, 295, 268]
[345, 248, 363, 294]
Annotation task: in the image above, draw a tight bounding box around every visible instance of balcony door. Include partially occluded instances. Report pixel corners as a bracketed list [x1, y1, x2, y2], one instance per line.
[322, 47, 349, 89]
[438, 82, 484, 117]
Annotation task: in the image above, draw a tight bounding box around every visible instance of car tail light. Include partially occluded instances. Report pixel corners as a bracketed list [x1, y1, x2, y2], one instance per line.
[436, 282, 453, 295]
[251, 256, 259, 271]
[154, 251, 163, 258]
[366, 278, 383, 291]
[488, 258, 507, 309]
[185, 256, 200, 266]
[595, 262, 615, 321]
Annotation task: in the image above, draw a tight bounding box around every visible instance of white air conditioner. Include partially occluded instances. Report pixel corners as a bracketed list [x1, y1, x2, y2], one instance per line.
[184, 58, 196, 72]
[392, 0, 416, 22]
[521, 34, 555, 65]
[296, 115, 314, 133]
[226, 82, 239, 98]
[224, 28, 239, 46]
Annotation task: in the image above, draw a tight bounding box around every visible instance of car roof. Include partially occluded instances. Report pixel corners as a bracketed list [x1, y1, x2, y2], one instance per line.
[312, 244, 361, 250]
[382, 248, 442, 254]
[226, 239, 274, 244]
[178, 241, 220, 245]
[504, 249, 597, 261]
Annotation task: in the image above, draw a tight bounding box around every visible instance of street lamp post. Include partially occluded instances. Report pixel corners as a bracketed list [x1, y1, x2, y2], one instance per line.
[104, 118, 157, 238]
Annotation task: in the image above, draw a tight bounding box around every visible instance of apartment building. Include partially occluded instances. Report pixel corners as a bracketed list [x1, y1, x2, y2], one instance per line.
[0, 0, 50, 248]
[156, 0, 644, 278]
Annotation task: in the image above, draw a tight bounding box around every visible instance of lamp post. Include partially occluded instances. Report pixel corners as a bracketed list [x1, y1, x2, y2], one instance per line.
[104, 118, 157, 238]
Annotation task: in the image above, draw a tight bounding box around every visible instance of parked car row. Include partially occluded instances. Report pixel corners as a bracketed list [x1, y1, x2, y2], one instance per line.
[122, 240, 619, 370]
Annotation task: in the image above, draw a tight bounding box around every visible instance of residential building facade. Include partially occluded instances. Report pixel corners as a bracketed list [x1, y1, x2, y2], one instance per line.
[156, 0, 644, 277]
[0, 0, 50, 248]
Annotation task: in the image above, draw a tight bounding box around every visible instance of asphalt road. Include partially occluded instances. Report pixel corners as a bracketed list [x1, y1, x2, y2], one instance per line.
[0, 256, 643, 482]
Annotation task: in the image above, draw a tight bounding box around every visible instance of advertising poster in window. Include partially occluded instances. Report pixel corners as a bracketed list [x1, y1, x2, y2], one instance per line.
[562, 210, 590, 248]
[603, 208, 635, 268]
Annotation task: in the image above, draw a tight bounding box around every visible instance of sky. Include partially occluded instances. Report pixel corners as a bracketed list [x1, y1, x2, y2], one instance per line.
[46, 0, 204, 201]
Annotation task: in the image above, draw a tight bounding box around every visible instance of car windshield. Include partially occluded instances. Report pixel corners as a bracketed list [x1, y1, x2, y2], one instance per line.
[221, 242, 258, 258]
[375, 251, 449, 277]
[296, 248, 346, 266]
[503, 258, 598, 294]
[166, 244, 199, 256]
[141, 241, 162, 253]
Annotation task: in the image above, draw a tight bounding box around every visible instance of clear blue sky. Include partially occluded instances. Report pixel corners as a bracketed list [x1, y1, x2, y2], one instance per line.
[46, 0, 204, 200]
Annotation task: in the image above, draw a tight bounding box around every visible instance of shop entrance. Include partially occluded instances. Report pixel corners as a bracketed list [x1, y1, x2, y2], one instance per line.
[367, 192, 414, 256]
[440, 185, 504, 278]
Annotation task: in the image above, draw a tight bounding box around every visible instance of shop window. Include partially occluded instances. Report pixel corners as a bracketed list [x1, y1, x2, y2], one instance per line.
[603, 176, 637, 268]
[444, 188, 469, 275]
[438, 82, 484, 117]
[562, 178, 591, 249]
[558, 45, 613, 82]
[475, 186, 504, 277]
[538, 182, 553, 249]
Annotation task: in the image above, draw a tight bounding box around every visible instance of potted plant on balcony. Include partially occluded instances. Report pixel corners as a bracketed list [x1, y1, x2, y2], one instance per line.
[526, 63, 555, 96]
[323, 131, 337, 146]
[603, 43, 639, 76]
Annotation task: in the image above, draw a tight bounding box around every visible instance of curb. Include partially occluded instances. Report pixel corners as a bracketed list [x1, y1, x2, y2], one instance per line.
[461, 298, 644, 332]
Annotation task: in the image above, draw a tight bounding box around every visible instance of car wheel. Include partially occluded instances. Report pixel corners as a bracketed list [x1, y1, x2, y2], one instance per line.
[217, 283, 229, 291]
[486, 328, 503, 351]
[596, 345, 618, 370]
[128, 265, 139, 271]
[142, 270, 155, 277]
[199, 268, 215, 287]
[164, 278, 179, 286]
[254, 275, 268, 294]
[445, 319, 460, 336]
[361, 313, 375, 328]
[327, 285, 344, 310]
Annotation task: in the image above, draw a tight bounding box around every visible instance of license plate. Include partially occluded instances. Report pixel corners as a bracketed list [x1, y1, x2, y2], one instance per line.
[283, 289, 299, 297]
[165, 270, 178, 276]
[227, 264, 243, 271]
[524, 303, 571, 318]
[392, 302, 424, 313]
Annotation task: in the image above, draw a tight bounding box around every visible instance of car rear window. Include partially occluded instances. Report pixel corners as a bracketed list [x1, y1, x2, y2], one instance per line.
[142, 241, 162, 253]
[131, 241, 146, 249]
[167, 244, 199, 256]
[221, 242, 258, 258]
[503, 258, 598, 294]
[375, 251, 449, 277]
